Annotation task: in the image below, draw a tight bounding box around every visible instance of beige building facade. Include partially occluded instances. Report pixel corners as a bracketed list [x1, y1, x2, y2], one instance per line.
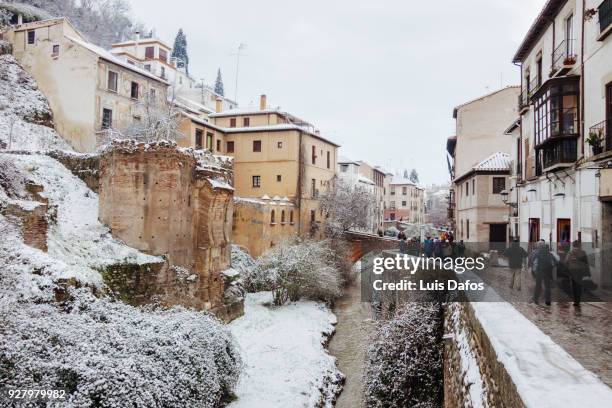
[209, 100, 339, 240]
[447, 87, 520, 243]
[5, 18, 169, 152]
[383, 176, 425, 224]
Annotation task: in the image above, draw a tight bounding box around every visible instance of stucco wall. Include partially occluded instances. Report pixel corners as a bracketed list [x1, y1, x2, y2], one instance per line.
[232, 198, 299, 258]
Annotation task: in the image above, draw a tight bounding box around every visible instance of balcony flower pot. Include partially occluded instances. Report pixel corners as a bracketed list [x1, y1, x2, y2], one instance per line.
[587, 129, 604, 156]
[593, 145, 603, 155]
[563, 56, 576, 65]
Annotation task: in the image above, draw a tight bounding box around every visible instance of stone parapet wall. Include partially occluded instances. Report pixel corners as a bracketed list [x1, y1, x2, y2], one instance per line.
[443, 302, 525, 408]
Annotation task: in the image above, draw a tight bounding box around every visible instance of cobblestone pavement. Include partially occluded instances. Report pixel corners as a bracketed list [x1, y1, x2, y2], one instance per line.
[476, 265, 612, 387]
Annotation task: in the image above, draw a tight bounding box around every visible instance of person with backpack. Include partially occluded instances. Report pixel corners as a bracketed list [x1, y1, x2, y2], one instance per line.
[529, 240, 558, 305]
[564, 240, 590, 307]
[503, 239, 528, 291]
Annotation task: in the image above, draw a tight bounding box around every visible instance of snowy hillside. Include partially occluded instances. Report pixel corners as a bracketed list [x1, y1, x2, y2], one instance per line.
[0, 53, 69, 151]
[0, 49, 242, 407]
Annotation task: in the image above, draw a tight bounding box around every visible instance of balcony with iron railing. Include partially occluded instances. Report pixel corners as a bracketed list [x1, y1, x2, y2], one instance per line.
[588, 118, 612, 156]
[518, 87, 530, 111]
[528, 75, 541, 97]
[551, 39, 577, 76]
[540, 138, 578, 172]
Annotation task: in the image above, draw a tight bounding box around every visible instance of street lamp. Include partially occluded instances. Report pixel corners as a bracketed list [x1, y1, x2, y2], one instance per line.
[500, 189, 509, 204]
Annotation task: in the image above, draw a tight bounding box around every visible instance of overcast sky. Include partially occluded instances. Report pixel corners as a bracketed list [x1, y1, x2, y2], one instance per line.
[129, 0, 547, 185]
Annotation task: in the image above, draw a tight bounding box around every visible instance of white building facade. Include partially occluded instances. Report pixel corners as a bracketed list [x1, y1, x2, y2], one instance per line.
[512, 0, 612, 289]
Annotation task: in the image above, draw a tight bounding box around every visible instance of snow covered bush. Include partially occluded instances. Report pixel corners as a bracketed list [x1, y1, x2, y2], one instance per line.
[0, 288, 242, 408]
[232, 245, 273, 292]
[364, 302, 444, 408]
[256, 239, 342, 305]
[0, 151, 242, 407]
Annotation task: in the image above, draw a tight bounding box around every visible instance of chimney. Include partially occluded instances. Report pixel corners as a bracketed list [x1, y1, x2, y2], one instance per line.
[17, 13, 23, 25]
[215, 98, 223, 113]
[134, 31, 140, 57]
[259, 94, 267, 111]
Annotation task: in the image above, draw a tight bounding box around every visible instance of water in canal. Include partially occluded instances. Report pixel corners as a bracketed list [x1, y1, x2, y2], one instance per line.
[328, 272, 376, 408]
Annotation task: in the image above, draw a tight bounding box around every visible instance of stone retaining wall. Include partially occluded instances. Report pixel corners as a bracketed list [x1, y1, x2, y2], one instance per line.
[443, 302, 525, 408]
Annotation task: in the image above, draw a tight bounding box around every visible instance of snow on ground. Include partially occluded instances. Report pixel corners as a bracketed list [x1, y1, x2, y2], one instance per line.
[7, 153, 160, 269]
[229, 292, 342, 408]
[471, 302, 612, 408]
[0, 54, 70, 151]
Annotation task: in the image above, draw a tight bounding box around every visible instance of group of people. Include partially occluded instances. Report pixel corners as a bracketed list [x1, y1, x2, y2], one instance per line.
[395, 229, 467, 260]
[503, 239, 591, 307]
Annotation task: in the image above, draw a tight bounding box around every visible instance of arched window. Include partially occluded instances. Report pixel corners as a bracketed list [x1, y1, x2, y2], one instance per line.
[290, 210, 294, 224]
[270, 210, 275, 224]
[281, 210, 286, 223]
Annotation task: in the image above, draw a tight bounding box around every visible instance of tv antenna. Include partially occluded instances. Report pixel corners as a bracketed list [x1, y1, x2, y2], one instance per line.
[232, 43, 247, 103]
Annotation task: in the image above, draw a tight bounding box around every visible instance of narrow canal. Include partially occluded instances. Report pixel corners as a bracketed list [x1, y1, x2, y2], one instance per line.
[328, 271, 375, 408]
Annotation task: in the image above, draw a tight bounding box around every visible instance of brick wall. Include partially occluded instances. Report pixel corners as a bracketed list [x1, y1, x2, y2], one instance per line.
[98, 140, 241, 320]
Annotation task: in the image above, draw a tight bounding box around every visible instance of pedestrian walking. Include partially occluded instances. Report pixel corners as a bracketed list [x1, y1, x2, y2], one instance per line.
[503, 239, 528, 291]
[529, 240, 557, 305]
[564, 240, 590, 307]
[423, 236, 434, 258]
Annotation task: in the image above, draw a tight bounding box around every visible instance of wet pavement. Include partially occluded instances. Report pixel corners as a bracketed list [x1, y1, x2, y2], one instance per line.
[478, 265, 612, 387]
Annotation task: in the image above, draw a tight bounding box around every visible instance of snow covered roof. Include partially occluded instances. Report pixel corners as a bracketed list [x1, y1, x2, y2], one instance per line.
[179, 111, 226, 132]
[224, 124, 340, 147]
[175, 96, 214, 114]
[65, 35, 170, 85]
[358, 175, 375, 185]
[338, 156, 360, 165]
[390, 176, 421, 188]
[473, 152, 511, 172]
[111, 38, 173, 50]
[210, 107, 295, 118]
[454, 152, 511, 182]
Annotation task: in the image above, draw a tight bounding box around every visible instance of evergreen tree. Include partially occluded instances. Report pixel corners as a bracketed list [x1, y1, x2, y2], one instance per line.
[403, 169, 409, 179]
[409, 169, 420, 184]
[171, 28, 189, 74]
[214, 68, 225, 96]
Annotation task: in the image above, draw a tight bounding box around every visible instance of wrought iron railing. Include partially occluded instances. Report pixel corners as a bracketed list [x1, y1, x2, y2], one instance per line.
[600, 0, 612, 33]
[518, 88, 529, 110]
[552, 39, 577, 72]
[528, 76, 541, 97]
[588, 118, 612, 154]
[541, 138, 578, 170]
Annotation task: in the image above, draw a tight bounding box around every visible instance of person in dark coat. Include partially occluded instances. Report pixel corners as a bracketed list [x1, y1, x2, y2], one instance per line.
[503, 239, 528, 290]
[456, 240, 466, 257]
[564, 240, 590, 306]
[529, 240, 557, 305]
[423, 237, 434, 258]
[433, 238, 443, 259]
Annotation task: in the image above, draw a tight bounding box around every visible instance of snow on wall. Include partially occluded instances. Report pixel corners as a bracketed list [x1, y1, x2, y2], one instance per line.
[471, 302, 612, 408]
[228, 292, 342, 408]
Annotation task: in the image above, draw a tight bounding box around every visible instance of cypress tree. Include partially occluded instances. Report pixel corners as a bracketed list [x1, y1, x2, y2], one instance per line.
[214, 68, 224, 96]
[171, 28, 189, 74]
